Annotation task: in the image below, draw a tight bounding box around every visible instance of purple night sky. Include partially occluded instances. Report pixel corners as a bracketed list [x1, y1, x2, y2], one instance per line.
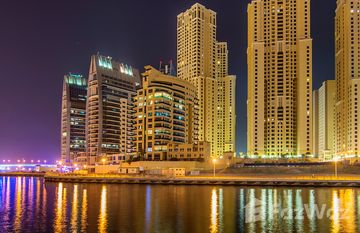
[0, 0, 335, 162]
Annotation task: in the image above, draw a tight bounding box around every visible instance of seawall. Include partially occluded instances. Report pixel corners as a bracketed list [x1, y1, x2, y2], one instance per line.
[44, 175, 360, 188]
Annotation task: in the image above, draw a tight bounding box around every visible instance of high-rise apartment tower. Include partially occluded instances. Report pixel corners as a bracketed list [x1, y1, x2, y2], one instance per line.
[86, 54, 141, 165]
[61, 73, 87, 165]
[313, 80, 336, 160]
[177, 3, 236, 157]
[247, 0, 313, 157]
[335, 0, 360, 157]
[135, 66, 199, 160]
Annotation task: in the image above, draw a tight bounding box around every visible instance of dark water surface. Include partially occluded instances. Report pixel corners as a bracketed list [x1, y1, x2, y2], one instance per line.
[0, 176, 360, 232]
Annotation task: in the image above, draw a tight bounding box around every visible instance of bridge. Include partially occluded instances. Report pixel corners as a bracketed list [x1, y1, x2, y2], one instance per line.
[0, 163, 57, 172]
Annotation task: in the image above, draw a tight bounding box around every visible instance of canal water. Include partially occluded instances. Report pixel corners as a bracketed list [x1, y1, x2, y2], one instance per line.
[0, 176, 359, 233]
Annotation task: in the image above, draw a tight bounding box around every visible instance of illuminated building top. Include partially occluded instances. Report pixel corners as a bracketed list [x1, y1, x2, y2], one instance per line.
[97, 55, 134, 77]
[64, 73, 87, 87]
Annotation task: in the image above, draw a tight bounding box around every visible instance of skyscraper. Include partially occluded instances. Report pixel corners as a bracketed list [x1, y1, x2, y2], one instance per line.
[177, 3, 236, 157]
[247, 0, 313, 158]
[134, 66, 199, 160]
[86, 54, 141, 165]
[61, 73, 87, 165]
[335, 0, 360, 157]
[313, 80, 336, 160]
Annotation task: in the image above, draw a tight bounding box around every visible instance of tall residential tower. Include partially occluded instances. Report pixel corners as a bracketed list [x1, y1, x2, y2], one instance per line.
[134, 66, 199, 160]
[61, 73, 87, 165]
[86, 54, 141, 165]
[247, 0, 313, 157]
[335, 0, 360, 157]
[177, 3, 236, 157]
[313, 80, 336, 160]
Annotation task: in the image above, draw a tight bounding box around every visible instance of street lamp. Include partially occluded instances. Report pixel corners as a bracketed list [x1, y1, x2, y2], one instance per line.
[334, 157, 338, 178]
[101, 158, 106, 166]
[212, 158, 217, 177]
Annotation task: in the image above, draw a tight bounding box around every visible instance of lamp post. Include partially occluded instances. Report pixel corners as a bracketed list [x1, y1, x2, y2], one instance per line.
[212, 158, 217, 177]
[101, 158, 106, 166]
[334, 157, 338, 178]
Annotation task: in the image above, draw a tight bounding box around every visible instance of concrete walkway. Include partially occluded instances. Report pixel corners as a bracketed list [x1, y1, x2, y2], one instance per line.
[43, 174, 360, 188]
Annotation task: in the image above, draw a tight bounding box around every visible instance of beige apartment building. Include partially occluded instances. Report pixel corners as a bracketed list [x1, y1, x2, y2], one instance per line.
[86, 54, 141, 165]
[134, 66, 199, 160]
[247, 0, 313, 158]
[335, 0, 360, 157]
[313, 80, 336, 160]
[177, 3, 236, 158]
[167, 142, 210, 161]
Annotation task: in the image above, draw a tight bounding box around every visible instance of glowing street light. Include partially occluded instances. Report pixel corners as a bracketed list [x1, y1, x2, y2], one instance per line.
[334, 157, 338, 178]
[101, 158, 106, 166]
[212, 158, 217, 177]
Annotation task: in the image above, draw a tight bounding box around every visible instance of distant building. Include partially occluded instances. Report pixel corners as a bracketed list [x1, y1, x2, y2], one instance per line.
[215, 42, 236, 154]
[167, 142, 210, 161]
[335, 0, 360, 157]
[247, 0, 313, 158]
[61, 73, 87, 165]
[313, 80, 336, 160]
[159, 60, 175, 76]
[86, 54, 141, 165]
[177, 3, 236, 157]
[134, 66, 199, 160]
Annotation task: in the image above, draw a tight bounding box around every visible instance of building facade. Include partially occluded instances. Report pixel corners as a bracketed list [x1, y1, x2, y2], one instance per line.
[247, 0, 313, 158]
[134, 66, 199, 160]
[61, 73, 87, 165]
[167, 142, 210, 161]
[335, 0, 360, 157]
[177, 3, 236, 157]
[86, 54, 141, 165]
[313, 80, 336, 160]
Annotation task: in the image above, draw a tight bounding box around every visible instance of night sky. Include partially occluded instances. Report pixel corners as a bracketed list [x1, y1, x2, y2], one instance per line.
[0, 0, 336, 162]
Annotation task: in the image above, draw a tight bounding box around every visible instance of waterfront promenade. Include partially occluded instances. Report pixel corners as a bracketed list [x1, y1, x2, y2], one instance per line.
[41, 173, 360, 188]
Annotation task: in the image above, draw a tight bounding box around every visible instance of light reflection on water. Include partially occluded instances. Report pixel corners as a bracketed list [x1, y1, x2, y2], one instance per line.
[0, 176, 360, 232]
[98, 185, 107, 233]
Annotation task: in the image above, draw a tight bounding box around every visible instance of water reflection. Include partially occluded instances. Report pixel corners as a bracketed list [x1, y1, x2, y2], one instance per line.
[98, 185, 108, 233]
[14, 177, 23, 231]
[0, 177, 360, 232]
[210, 188, 218, 233]
[81, 189, 88, 232]
[54, 182, 67, 233]
[71, 185, 79, 232]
